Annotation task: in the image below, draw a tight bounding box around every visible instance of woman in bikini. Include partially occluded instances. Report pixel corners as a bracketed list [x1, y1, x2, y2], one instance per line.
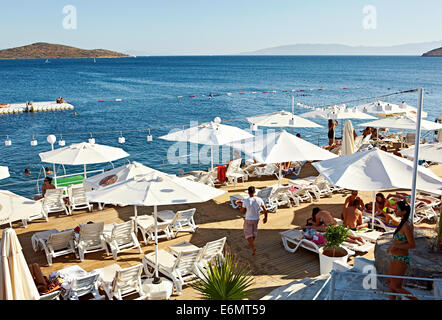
[387, 201, 417, 300]
[327, 119, 339, 147]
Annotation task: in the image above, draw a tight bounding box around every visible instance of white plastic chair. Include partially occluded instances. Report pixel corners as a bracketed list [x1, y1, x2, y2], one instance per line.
[269, 185, 292, 208]
[157, 208, 198, 236]
[103, 220, 142, 260]
[102, 264, 148, 300]
[38, 229, 78, 266]
[67, 273, 103, 300]
[143, 248, 202, 295]
[77, 222, 109, 261]
[68, 185, 92, 214]
[42, 188, 69, 216]
[256, 186, 278, 212]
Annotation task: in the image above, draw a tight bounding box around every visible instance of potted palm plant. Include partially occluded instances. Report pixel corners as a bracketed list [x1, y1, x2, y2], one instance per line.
[191, 251, 255, 300]
[319, 224, 351, 274]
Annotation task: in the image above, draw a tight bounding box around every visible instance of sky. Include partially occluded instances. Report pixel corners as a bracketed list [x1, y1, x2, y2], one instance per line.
[0, 0, 441, 55]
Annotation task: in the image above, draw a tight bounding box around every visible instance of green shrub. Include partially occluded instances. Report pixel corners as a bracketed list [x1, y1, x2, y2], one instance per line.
[191, 252, 255, 300]
[324, 224, 350, 249]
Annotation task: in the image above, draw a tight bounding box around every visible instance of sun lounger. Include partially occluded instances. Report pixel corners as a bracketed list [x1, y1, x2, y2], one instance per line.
[103, 220, 142, 259]
[156, 208, 198, 236]
[168, 237, 226, 267]
[101, 264, 148, 300]
[67, 185, 92, 215]
[280, 229, 356, 256]
[142, 248, 202, 295]
[253, 163, 279, 178]
[42, 188, 69, 216]
[226, 158, 248, 187]
[67, 273, 103, 300]
[77, 221, 109, 261]
[35, 229, 78, 266]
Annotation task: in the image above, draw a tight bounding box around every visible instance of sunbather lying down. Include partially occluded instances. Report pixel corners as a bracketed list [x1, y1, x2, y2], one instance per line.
[376, 209, 436, 229]
[304, 207, 365, 245]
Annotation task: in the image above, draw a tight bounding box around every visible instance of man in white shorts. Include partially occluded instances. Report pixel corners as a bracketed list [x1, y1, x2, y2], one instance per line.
[238, 186, 268, 256]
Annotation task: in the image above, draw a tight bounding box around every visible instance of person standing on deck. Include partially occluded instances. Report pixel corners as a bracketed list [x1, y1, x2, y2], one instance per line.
[237, 186, 268, 256]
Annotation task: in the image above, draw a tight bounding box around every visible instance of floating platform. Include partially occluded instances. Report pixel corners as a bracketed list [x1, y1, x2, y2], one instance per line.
[0, 101, 74, 115]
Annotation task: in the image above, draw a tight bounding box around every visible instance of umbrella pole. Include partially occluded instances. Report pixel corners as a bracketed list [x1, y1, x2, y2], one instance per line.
[410, 88, 424, 225]
[84, 164, 87, 178]
[372, 191, 376, 229]
[211, 145, 214, 171]
[278, 164, 282, 187]
[153, 205, 161, 284]
[134, 205, 137, 218]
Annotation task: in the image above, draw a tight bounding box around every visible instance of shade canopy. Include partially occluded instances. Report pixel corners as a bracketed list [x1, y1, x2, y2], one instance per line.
[312, 148, 442, 194]
[159, 120, 254, 146]
[83, 161, 160, 190]
[299, 105, 376, 120]
[0, 228, 40, 300]
[86, 170, 226, 207]
[227, 130, 338, 164]
[341, 120, 356, 156]
[355, 100, 428, 118]
[0, 167, 9, 180]
[399, 143, 442, 164]
[0, 191, 43, 226]
[358, 115, 442, 131]
[247, 110, 322, 129]
[39, 142, 130, 165]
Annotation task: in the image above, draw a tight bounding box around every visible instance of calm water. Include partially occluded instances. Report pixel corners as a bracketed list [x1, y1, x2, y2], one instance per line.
[1, 56, 441, 196]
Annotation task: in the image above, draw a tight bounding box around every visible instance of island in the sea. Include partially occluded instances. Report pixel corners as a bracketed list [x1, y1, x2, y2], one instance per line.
[422, 47, 442, 57]
[0, 42, 130, 59]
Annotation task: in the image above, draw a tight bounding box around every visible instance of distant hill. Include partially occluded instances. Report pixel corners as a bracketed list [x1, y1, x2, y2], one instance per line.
[0, 42, 130, 59]
[240, 40, 442, 56]
[422, 47, 442, 57]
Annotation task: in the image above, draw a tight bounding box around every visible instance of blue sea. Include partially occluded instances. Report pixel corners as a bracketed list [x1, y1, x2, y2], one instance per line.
[1, 56, 441, 197]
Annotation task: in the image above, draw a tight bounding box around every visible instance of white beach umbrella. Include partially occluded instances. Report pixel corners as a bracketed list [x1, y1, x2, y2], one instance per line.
[159, 118, 254, 169]
[399, 143, 442, 163]
[0, 167, 9, 180]
[247, 110, 322, 129]
[312, 148, 442, 226]
[355, 100, 428, 118]
[298, 105, 377, 120]
[341, 120, 356, 156]
[227, 130, 338, 184]
[39, 142, 130, 178]
[358, 115, 442, 131]
[86, 170, 226, 283]
[0, 228, 40, 300]
[0, 190, 43, 227]
[83, 161, 159, 190]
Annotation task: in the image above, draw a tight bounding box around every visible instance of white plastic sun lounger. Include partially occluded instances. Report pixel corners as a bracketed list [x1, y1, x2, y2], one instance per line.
[280, 229, 357, 256]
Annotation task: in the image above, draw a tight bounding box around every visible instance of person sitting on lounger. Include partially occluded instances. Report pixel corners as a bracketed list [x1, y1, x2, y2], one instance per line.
[33, 177, 56, 200]
[305, 207, 366, 245]
[365, 192, 394, 215]
[341, 190, 364, 219]
[304, 207, 337, 232]
[342, 199, 368, 231]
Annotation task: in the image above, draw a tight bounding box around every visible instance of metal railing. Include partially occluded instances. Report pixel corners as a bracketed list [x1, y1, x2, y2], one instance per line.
[318, 270, 442, 300]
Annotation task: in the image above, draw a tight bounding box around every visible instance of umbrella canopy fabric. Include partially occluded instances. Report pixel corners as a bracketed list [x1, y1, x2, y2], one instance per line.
[0, 228, 40, 300]
[39, 142, 130, 165]
[159, 121, 254, 146]
[227, 130, 338, 164]
[247, 110, 322, 129]
[355, 100, 428, 118]
[0, 167, 9, 180]
[358, 115, 442, 131]
[0, 191, 43, 226]
[399, 143, 442, 164]
[83, 161, 160, 190]
[341, 120, 356, 156]
[312, 148, 442, 194]
[299, 106, 376, 120]
[86, 171, 226, 207]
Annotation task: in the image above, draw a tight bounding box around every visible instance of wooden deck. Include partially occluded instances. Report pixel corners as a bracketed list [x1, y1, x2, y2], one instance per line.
[3, 162, 439, 300]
